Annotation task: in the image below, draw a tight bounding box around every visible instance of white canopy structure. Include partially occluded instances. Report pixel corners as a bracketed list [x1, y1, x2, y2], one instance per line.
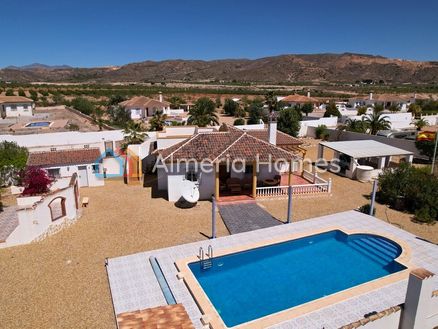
[318, 140, 414, 179]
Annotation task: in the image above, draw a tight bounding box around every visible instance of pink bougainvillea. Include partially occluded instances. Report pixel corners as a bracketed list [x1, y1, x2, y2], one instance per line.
[22, 166, 53, 196]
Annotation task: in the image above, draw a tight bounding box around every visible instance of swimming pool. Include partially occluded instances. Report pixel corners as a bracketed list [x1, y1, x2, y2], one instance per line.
[25, 121, 51, 127]
[187, 230, 406, 327]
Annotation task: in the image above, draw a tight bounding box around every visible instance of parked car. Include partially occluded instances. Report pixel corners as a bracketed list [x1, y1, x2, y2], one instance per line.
[376, 130, 417, 140]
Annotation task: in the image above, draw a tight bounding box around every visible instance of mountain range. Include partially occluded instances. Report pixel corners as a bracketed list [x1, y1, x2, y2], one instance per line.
[1, 53, 437, 84]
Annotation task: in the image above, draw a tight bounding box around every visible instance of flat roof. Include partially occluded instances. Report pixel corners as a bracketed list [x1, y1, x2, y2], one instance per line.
[0, 130, 125, 148]
[319, 140, 413, 158]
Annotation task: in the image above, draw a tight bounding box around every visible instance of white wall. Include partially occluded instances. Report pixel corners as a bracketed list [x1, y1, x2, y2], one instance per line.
[45, 164, 104, 187]
[157, 138, 188, 150]
[300, 117, 338, 137]
[3, 183, 79, 248]
[421, 113, 438, 126]
[3, 103, 33, 117]
[341, 112, 414, 130]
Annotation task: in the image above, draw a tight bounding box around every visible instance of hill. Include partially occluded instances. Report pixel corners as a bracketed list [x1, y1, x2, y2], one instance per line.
[1, 53, 437, 84]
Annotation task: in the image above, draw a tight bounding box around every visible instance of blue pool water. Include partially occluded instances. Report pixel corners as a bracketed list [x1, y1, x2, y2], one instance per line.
[189, 230, 405, 327]
[25, 121, 51, 127]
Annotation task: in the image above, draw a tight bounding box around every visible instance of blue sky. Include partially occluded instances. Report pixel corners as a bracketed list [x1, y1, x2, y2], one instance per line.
[2, 0, 437, 67]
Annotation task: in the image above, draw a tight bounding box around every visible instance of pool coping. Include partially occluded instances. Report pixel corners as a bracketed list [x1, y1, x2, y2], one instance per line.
[174, 226, 414, 329]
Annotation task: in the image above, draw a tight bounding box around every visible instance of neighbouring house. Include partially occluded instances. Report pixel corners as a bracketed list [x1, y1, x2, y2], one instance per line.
[348, 93, 423, 111]
[156, 123, 331, 202]
[27, 148, 104, 187]
[0, 174, 80, 248]
[318, 140, 414, 180]
[119, 94, 171, 120]
[0, 130, 125, 177]
[0, 96, 34, 118]
[281, 93, 319, 108]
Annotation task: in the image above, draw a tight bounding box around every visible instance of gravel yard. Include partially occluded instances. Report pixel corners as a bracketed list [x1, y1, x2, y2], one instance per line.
[0, 140, 436, 328]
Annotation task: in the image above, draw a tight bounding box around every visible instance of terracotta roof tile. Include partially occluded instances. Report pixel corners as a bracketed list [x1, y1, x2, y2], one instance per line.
[120, 96, 170, 108]
[27, 148, 101, 167]
[282, 94, 319, 103]
[116, 304, 194, 329]
[159, 125, 299, 163]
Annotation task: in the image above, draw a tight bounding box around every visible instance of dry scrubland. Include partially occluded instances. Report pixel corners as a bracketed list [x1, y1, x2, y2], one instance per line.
[0, 141, 437, 329]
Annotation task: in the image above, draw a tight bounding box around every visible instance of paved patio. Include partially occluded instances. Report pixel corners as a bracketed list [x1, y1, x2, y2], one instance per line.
[218, 203, 282, 234]
[106, 210, 438, 329]
[0, 206, 18, 243]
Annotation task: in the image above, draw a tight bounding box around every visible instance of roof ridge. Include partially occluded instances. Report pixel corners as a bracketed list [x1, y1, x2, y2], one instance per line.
[212, 131, 247, 162]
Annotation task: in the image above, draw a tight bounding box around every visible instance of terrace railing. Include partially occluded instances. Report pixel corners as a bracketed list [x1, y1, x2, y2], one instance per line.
[256, 180, 332, 198]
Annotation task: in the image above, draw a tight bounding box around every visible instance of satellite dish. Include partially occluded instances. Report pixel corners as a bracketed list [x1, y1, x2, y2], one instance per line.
[181, 180, 200, 203]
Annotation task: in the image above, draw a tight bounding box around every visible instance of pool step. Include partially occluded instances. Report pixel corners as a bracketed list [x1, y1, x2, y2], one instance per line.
[350, 236, 400, 266]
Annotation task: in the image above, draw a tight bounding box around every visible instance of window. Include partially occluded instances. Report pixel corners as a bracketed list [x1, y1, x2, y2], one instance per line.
[84, 144, 90, 149]
[104, 141, 114, 156]
[245, 165, 253, 174]
[92, 164, 99, 174]
[50, 147, 57, 152]
[10, 105, 17, 111]
[48, 197, 66, 221]
[47, 168, 61, 178]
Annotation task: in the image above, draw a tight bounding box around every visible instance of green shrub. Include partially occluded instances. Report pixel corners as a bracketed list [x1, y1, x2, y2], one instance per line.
[71, 97, 95, 115]
[315, 124, 329, 140]
[233, 118, 245, 126]
[358, 204, 376, 216]
[378, 164, 438, 222]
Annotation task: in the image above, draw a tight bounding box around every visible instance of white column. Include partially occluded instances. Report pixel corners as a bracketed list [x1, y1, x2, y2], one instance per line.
[400, 268, 435, 329]
[377, 157, 386, 169]
[406, 154, 414, 164]
[317, 144, 324, 160]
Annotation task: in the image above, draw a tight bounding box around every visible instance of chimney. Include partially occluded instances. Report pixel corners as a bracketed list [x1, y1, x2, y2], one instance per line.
[369, 92, 373, 100]
[158, 91, 163, 103]
[268, 116, 277, 145]
[307, 91, 311, 98]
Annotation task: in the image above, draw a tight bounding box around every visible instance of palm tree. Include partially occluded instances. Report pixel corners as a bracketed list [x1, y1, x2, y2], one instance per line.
[413, 118, 428, 131]
[344, 118, 369, 133]
[169, 96, 184, 109]
[264, 91, 278, 114]
[187, 97, 219, 127]
[364, 110, 391, 135]
[121, 122, 147, 151]
[408, 103, 422, 118]
[149, 110, 167, 131]
[92, 107, 106, 131]
[373, 103, 385, 113]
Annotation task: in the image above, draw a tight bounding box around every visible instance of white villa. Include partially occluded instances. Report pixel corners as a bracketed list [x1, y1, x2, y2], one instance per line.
[0, 96, 34, 118]
[155, 123, 330, 202]
[119, 94, 171, 120]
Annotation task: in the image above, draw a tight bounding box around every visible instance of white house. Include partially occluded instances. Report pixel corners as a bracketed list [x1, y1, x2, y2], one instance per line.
[155, 124, 308, 202]
[348, 93, 421, 112]
[0, 130, 125, 177]
[27, 148, 105, 187]
[0, 174, 80, 248]
[0, 96, 34, 118]
[281, 93, 319, 108]
[119, 95, 171, 120]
